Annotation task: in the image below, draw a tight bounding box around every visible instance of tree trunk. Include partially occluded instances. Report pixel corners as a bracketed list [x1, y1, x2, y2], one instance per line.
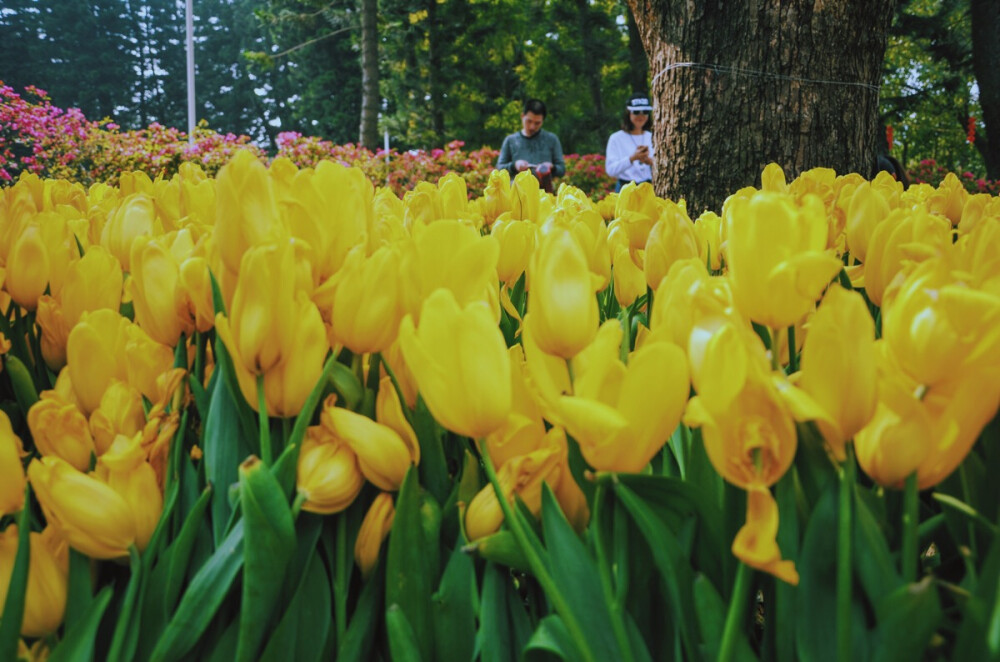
[358, 0, 379, 149]
[627, 0, 895, 213]
[626, 7, 649, 94]
[971, 0, 1000, 179]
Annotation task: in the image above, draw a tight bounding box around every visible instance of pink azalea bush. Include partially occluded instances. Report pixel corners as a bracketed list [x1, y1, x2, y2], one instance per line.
[909, 158, 1000, 195]
[2, 82, 611, 197]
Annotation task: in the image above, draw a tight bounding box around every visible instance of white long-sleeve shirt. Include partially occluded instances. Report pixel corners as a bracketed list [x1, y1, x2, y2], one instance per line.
[604, 130, 654, 182]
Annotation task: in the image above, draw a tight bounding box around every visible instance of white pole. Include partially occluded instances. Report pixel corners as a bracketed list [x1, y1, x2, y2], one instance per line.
[384, 128, 390, 186]
[186, 0, 195, 145]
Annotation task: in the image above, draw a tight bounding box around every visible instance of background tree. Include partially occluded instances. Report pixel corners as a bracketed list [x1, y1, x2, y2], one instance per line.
[628, 0, 896, 212]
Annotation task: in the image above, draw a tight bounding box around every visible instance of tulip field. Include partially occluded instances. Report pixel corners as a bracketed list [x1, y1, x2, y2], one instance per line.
[1, 150, 999, 662]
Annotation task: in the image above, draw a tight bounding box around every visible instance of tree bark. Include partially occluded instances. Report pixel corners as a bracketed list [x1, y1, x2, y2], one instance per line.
[358, 0, 379, 149]
[971, 0, 1000, 179]
[627, 0, 895, 213]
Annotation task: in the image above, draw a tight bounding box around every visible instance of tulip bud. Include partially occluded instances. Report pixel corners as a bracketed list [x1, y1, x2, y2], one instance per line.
[101, 193, 156, 271]
[96, 434, 163, 552]
[214, 150, 284, 275]
[35, 295, 69, 371]
[297, 425, 365, 514]
[66, 309, 131, 415]
[0, 411, 26, 515]
[28, 457, 136, 559]
[128, 236, 189, 347]
[612, 245, 646, 309]
[88, 381, 146, 457]
[644, 206, 699, 290]
[327, 246, 403, 354]
[492, 220, 536, 287]
[527, 231, 599, 359]
[229, 241, 298, 374]
[354, 492, 395, 578]
[59, 245, 124, 329]
[6, 223, 49, 311]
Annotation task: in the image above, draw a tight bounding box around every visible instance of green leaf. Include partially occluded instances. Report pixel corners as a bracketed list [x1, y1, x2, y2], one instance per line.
[203, 339, 255, 546]
[692, 574, 756, 662]
[0, 497, 31, 661]
[412, 395, 450, 505]
[162, 486, 213, 615]
[329, 360, 364, 411]
[150, 520, 245, 662]
[47, 586, 114, 662]
[106, 547, 143, 662]
[432, 543, 477, 662]
[386, 466, 434, 660]
[4, 354, 38, 416]
[540, 484, 624, 661]
[613, 481, 699, 659]
[871, 577, 942, 662]
[236, 456, 297, 662]
[523, 615, 579, 661]
[65, 548, 94, 632]
[773, 471, 800, 662]
[795, 483, 871, 662]
[387, 605, 424, 662]
[953, 532, 1000, 660]
[337, 560, 385, 662]
[478, 563, 533, 662]
[259, 545, 332, 662]
[853, 489, 901, 604]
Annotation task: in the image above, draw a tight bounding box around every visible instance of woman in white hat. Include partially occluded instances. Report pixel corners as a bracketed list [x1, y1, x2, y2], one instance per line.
[605, 92, 654, 192]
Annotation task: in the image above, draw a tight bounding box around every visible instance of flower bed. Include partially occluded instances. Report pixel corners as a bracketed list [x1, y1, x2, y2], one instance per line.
[0, 152, 998, 660]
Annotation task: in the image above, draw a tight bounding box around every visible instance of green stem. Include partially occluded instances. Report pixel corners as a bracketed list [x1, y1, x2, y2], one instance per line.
[718, 561, 753, 662]
[590, 485, 635, 661]
[565, 358, 575, 391]
[646, 285, 654, 324]
[787, 325, 798, 373]
[379, 354, 415, 426]
[256, 373, 272, 465]
[837, 442, 855, 662]
[959, 463, 978, 559]
[291, 492, 307, 519]
[194, 330, 207, 386]
[480, 439, 598, 662]
[902, 471, 919, 583]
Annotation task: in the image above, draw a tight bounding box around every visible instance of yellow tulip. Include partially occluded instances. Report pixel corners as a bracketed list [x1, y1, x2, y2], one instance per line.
[100, 193, 157, 271]
[882, 258, 1000, 387]
[464, 440, 562, 541]
[178, 256, 215, 333]
[217, 294, 329, 418]
[0, 411, 25, 516]
[492, 219, 536, 287]
[510, 171, 541, 222]
[28, 456, 136, 559]
[760, 163, 787, 192]
[375, 376, 420, 465]
[214, 150, 285, 275]
[403, 183, 441, 228]
[95, 434, 163, 552]
[732, 487, 798, 585]
[59, 245, 123, 329]
[725, 191, 842, 328]
[66, 309, 131, 415]
[644, 204, 700, 290]
[27, 391, 95, 471]
[614, 182, 660, 249]
[5, 223, 49, 311]
[124, 324, 176, 404]
[519, 313, 573, 428]
[400, 220, 500, 322]
[845, 182, 889, 266]
[484, 345, 548, 469]
[322, 399, 415, 491]
[88, 380, 147, 457]
[692, 211, 723, 272]
[863, 208, 951, 307]
[35, 295, 69, 370]
[482, 169, 512, 226]
[354, 492, 395, 578]
[558, 337, 690, 473]
[926, 173, 967, 226]
[128, 236, 190, 347]
[439, 172, 472, 220]
[325, 245, 403, 354]
[613, 244, 646, 309]
[797, 285, 877, 458]
[648, 258, 728, 351]
[399, 288, 512, 439]
[297, 424, 365, 514]
[0, 526, 68, 637]
[228, 241, 298, 374]
[527, 230, 599, 359]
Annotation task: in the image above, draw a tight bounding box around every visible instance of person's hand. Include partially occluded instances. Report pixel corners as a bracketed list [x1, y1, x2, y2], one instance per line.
[515, 160, 530, 172]
[633, 146, 651, 164]
[536, 162, 552, 175]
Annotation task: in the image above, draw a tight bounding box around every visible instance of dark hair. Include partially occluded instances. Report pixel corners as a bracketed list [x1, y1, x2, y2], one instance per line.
[523, 99, 547, 118]
[621, 109, 653, 133]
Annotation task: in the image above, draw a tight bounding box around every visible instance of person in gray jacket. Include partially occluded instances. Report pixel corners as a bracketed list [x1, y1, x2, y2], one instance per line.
[496, 99, 565, 192]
